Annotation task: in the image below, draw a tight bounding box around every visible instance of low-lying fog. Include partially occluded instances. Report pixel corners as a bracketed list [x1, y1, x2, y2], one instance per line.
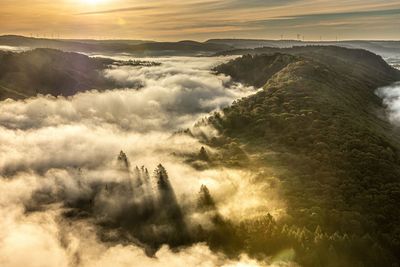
[377, 82, 400, 124]
[0, 55, 288, 267]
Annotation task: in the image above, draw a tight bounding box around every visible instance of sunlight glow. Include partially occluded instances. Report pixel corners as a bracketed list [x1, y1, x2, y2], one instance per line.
[83, 0, 106, 5]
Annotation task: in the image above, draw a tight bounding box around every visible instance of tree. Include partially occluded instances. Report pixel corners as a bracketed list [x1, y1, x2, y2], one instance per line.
[198, 185, 216, 210]
[155, 164, 171, 191]
[117, 150, 130, 169]
[198, 146, 210, 162]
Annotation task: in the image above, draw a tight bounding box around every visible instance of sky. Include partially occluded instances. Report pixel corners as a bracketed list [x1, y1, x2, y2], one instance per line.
[0, 0, 399, 41]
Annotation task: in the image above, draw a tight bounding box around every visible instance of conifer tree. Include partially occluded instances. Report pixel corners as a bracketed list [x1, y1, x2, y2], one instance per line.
[197, 185, 216, 210]
[117, 150, 130, 169]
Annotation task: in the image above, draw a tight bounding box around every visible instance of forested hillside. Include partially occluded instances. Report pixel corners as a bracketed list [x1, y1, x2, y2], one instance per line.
[0, 48, 159, 100]
[0, 48, 117, 100]
[200, 47, 400, 266]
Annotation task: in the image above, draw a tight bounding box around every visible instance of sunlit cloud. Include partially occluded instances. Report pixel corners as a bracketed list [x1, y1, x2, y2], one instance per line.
[0, 0, 399, 40]
[0, 55, 291, 266]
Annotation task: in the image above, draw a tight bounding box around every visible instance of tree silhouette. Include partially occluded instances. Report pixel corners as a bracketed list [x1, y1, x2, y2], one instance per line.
[117, 150, 130, 169]
[198, 185, 216, 210]
[198, 146, 210, 162]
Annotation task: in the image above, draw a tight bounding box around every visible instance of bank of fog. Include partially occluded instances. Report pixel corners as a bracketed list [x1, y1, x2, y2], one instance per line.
[0, 57, 286, 267]
[377, 82, 400, 125]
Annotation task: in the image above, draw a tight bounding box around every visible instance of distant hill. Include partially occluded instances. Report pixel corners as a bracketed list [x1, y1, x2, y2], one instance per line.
[0, 48, 118, 100]
[2, 35, 399, 57]
[0, 35, 232, 56]
[208, 38, 400, 57]
[206, 38, 304, 49]
[199, 46, 400, 266]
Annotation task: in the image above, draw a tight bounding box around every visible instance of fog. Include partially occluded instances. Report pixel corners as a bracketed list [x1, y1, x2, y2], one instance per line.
[376, 82, 400, 125]
[0, 56, 289, 266]
[0, 45, 28, 52]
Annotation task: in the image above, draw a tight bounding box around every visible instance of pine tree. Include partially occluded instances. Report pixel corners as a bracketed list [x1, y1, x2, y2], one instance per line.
[117, 150, 130, 169]
[155, 164, 170, 191]
[197, 185, 216, 210]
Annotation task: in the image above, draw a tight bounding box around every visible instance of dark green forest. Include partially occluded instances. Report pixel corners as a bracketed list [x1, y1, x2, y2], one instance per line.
[193, 47, 400, 266]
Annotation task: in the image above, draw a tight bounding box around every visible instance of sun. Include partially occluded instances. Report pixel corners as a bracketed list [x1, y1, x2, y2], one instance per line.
[83, 0, 106, 4]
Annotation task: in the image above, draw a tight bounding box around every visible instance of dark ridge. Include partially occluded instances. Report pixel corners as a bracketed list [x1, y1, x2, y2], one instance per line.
[200, 46, 400, 266]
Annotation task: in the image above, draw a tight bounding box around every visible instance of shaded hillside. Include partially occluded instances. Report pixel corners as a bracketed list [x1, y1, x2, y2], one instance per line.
[0, 48, 119, 100]
[214, 53, 300, 88]
[201, 47, 400, 266]
[0, 35, 232, 56]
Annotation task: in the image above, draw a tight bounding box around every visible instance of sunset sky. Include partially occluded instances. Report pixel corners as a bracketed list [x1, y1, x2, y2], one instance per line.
[1, 0, 399, 41]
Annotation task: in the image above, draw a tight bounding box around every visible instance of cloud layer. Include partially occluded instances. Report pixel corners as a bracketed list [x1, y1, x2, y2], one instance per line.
[0, 56, 252, 132]
[0, 56, 288, 266]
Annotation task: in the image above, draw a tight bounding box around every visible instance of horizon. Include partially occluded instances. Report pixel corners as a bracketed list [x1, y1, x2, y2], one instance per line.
[1, 34, 400, 43]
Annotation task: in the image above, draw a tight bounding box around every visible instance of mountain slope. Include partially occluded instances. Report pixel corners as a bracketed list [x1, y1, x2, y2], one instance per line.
[0, 48, 117, 100]
[202, 47, 400, 266]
